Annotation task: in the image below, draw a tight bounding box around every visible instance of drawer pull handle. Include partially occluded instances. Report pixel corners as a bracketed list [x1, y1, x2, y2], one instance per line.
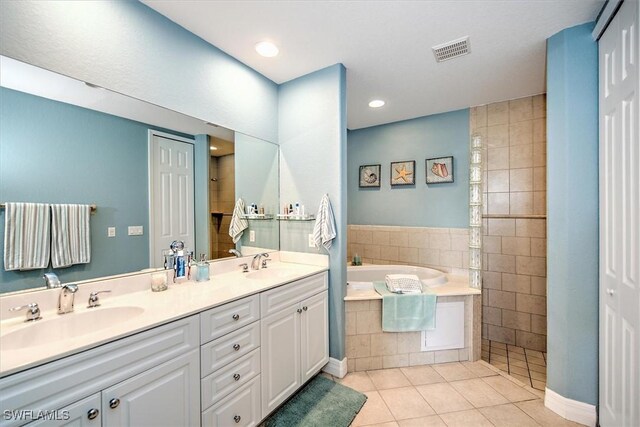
[109, 398, 120, 409]
[232, 314, 240, 321]
[233, 373, 241, 381]
[87, 408, 99, 420]
[234, 415, 241, 423]
[303, 306, 308, 311]
[233, 344, 241, 351]
[297, 308, 302, 314]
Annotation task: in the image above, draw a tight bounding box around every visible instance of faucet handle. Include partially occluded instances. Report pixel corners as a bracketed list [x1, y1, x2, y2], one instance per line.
[10, 303, 42, 322]
[262, 258, 272, 268]
[239, 263, 249, 273]
[88, 290, 111, 308]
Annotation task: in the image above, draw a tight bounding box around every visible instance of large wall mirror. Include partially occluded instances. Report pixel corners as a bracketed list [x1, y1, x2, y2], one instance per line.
[0, 56, 279, 294]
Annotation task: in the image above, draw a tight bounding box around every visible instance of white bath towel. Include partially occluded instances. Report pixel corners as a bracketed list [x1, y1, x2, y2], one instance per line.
[313, 194, 337, 250]
[51, 204, 91, 268]
[385, 274, 423, 294]
[3, 202, 51, 271]
[229, 198, 249, 244]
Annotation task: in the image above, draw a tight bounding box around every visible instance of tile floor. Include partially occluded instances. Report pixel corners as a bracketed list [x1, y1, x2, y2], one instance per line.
[481, 340, 547, 391]
[322, 361, 582, 426]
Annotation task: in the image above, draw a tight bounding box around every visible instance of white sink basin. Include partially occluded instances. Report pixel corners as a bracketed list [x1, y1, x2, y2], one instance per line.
[244, 268, 299, 281]
[1, 306, 145, 350]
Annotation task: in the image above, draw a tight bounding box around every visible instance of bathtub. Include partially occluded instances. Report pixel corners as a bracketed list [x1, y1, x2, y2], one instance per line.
[347, 264, 448, 289]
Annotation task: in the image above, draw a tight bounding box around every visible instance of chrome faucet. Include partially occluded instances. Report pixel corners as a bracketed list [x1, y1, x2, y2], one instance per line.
[58, 284, 79, 314]
[251, 253, 269, 270]
[43, 272, 61, 289]
[229, 249, 242, 258]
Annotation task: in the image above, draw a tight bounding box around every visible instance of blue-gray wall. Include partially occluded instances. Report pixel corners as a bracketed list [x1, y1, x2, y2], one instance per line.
[0, 0, 278, 143]
[348, 109, 470, 227]
[279, 64, 347, 360]
[0, 88, 191, 292]
[546, 22, 599, 406]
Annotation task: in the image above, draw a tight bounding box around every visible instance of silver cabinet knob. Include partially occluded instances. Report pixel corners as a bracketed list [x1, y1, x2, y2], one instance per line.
[303, 306, 308, 311]
[87, 408, 99, 420]
[297, 308, 303, 314]
[109, 398, 120, 409]
[234, 415, 241, 423]
[233, 373, 241, 381]
[232, 314, 240, 321]
[606, 288, 615, 296]
[233, 344, 241, 351]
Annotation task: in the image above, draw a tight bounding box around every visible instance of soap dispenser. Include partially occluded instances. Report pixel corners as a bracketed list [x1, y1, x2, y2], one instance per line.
[196, 254, 210, 282]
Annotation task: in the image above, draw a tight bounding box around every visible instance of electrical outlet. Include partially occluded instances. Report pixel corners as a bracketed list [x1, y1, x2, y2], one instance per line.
[128, 225, 144, 236]
[249, 230, 256, 242]
[107, 227, 116, 237]
[308, 234, 316, 248]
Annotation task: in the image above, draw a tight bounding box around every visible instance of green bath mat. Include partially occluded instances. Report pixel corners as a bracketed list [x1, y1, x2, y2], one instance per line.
[262, 375, 367, 427]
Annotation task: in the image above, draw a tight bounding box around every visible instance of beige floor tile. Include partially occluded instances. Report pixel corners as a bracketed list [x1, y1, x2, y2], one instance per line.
[400, 365, 446, 385]
[508, 351, 527, 361]
[450, 378, 510, 408]
[490, 354, 509, 364]
[527, 356, 546, 367]
[462, 361, 499, 377]
[509, 358, 529, 369]
[525, 349, 544, 358]
[482, 338, 490, 346]
[379, 387, 435, 420]
[364, 423, 399, 427]
[491, 347, 508, 356]
[531, 380, 546, 391]
[335, 371, 376, 392]
[530, 370, 546, 381]
[439, 409, 493, 427]
[490, 361, 510, 372]
[367, 368, 411, 390]
[397, 415, 446, 427]
[492, 342, 507, 349]
[529, 363, 547, 374]
[482, 375, 539, 402]
[511, 373, 532, 386]
[415, 383, 474, 414]
[510, 365, 530, 377]
[351, 391, 395, 426]
[516, 400, 583, 426]
[507, 345, 525, 354]
[431, 362, 477, 381]
[481, 350, 490, 360]
[479, 403, 540, 426]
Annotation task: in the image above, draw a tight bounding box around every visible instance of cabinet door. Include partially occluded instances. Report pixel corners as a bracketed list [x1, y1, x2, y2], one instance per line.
[300, 291, 329, 383]
[102, 350, 199, 427]
[260, 304, 301, 418]
[28, 393, 102, 427]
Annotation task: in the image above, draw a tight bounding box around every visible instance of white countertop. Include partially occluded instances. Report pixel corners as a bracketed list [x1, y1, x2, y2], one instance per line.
[0, 253, 328, 377]
[344, 274, 481, 301]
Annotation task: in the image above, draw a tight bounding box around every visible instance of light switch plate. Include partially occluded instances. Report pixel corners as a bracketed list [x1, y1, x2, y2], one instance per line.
[107, 227, 116, 237]
[308, 234, 316, 248]
[128, 225, 144, 236]
[249, 230, 256, 242]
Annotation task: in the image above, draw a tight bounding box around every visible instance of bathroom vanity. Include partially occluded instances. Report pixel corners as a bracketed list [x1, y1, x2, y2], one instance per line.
[0, 253, 329, 427]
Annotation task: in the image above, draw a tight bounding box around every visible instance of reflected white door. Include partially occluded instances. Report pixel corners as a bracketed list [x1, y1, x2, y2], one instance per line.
[599, 1, 639, 426]
[149, 131, 195, 268]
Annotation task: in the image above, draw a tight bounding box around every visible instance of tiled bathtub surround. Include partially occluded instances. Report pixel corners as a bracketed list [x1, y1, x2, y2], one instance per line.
[347, 225, 469, 274]
[471, 95, 548, 352]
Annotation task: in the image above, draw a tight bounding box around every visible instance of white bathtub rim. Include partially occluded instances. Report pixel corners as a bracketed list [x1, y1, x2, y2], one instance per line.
[347, 264, 448, 288]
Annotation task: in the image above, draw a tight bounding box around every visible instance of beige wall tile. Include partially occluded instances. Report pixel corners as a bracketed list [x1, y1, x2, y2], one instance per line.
[502, 309, 531, 331]
[381, 245, 400, 262]
[450, 234, 469, 251]
[516, 294, 546, 315]
[532, 117, 547, 143]
[515, 331, 546, 352]
[533, 167, 546, 191]
[419, 248, 440, 266]
[408, 231, 428, 248]
[389, 231, 409, 247]
[440, 250, 462, 268]
[502, 273, 531, 294]
[488, 290, 516, 310]
[488, 147, 510, 170]
[488, 125, 509, 148]
[532, 95, 546, 119]
[430, 233, 451, 250]
[482, 271, 502, 289]
[476, 105, 488, 127]
[509, 144, 533, 169]
[434, 350, 461, 364]
[483, 306, 502, 326]
[487, 325, 516, 345]
[509, 97, 534, 123]
[398, 247, 419, 264]
[509, 169, 533, 191]
[483, 236, 502, 254]
[533, 143, 546, 167]
[346, 312, 357, 335]
[532, 192, 546, 215]
[488, 219, 516, 236]
[510, 192, 533, 215]
[382, 354, 410, 369]
[488, 170, 510, 193]
[347, 335, 371, 358]
[530, 276, 546, 296]
[501, 237, 531, 256]
[488, 254, 516, 273]
[355, 356, 383, 372]
[357, 230, 373, 244]
[373, 231, 390, 246]
[488, 193, 510, 215]
[531, 314, 547, 335]
[371, 333, 399, 356]
[516, 219, 546, 238]
[357, 310, 383, 334]
[397, 332, 422, 354]
[347, 300, 372, 312]
[365, 245, 382, 260]
[530, 238, 546, 257]
[488, 101, 509, 126]
[410, 351, 435, 366]
[516, 256, 546, 277]
[509, 121, 533, 146]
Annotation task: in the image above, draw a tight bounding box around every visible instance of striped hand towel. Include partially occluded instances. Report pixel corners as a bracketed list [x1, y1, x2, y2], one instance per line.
[3, 202, 51, 271]
[313, 194, 337, 250]
[51, 204, 91, 268]
[229, 198, 249, 244]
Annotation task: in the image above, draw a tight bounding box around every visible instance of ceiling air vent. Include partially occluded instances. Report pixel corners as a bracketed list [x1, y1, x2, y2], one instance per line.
[432, 36, 470, 63]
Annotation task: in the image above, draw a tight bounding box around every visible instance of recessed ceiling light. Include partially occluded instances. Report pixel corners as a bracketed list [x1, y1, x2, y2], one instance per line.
[255, 41, 279, 57]
[369, 100, 385, 108]
[210, 146, 218, 151]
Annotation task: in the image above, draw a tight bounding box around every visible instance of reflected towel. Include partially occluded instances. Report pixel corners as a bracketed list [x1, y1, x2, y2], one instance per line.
[51, 204, 91, 268]
[374, 281, 437, 332]
[3, 202, 51, 271]
[313, 194, 337, 250]
[229, 198, 249, 244]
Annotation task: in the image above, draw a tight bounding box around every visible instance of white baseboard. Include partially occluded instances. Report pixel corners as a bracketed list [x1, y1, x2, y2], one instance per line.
[323, 357, 348, 378]
[545, 387, 597, 427]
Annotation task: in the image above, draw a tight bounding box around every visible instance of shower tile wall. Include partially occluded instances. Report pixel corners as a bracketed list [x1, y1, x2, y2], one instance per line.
[471, 95, 547, 352]
[210, 154, 236, 259]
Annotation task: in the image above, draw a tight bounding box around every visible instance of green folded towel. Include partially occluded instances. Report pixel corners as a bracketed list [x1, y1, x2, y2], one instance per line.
[373, 281, 437, 332]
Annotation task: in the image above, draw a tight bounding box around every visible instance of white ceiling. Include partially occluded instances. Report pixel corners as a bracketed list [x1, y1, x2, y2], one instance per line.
[143, 0, 603, 130]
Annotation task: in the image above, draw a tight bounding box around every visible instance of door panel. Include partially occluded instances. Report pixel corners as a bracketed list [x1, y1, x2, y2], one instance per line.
[29, 394, 102, 427]
[300, 291, 329, 383]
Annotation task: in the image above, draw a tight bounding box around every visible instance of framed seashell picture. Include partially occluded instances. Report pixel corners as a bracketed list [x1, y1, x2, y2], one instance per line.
[426, 156, 454, 184]
[359, 164, 381, 187]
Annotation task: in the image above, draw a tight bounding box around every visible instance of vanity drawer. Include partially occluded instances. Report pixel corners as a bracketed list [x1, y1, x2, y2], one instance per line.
[260, 272, 328, 317]
[201, 294, 260, 344]
[202, 375, 261, 427]
[201, 321, 260, 377]
[202, 348, 261, 410]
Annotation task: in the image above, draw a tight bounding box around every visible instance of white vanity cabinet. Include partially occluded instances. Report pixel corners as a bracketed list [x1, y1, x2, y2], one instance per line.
[260, 273, 329, 418]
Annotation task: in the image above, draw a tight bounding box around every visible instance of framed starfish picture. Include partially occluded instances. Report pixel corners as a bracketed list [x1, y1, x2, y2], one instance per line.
[390, 160, 415, 186]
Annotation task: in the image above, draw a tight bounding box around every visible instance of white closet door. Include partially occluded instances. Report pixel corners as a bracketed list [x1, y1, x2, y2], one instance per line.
[150, 132, 195, 267]
[599, 1, 639, 426]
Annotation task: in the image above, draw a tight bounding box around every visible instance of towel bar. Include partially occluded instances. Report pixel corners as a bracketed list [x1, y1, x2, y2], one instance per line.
[0, 203, 97, 213]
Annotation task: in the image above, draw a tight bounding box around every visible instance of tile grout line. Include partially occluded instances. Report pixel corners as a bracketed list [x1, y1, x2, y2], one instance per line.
[522, 349, 534, 389]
